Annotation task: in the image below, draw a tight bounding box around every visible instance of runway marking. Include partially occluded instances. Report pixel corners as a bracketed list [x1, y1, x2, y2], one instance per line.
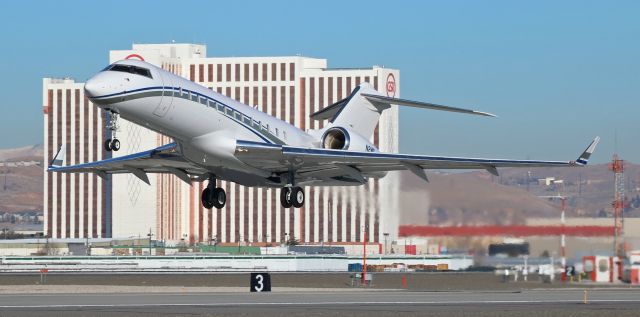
[2, 299, 640, 308]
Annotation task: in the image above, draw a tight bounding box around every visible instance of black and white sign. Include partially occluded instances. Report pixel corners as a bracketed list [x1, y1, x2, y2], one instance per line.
[250, 273, 271, 292]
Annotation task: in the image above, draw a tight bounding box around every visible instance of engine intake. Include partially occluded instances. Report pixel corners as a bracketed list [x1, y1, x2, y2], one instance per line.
[322, 127, 350, 150]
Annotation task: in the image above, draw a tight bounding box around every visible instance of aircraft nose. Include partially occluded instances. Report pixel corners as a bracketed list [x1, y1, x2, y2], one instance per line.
[84, 78, 99, 98]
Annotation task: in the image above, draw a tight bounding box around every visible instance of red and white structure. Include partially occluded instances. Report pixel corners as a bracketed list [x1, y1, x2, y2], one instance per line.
[583, 255, 623, 283]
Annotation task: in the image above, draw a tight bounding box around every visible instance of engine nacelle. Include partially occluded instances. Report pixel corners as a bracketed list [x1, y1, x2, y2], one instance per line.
[321, 126, 377, 152]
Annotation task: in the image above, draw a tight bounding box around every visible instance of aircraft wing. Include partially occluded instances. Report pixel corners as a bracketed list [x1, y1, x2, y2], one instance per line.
[235, 137, 600, 183]
[47, 143, 206, 185]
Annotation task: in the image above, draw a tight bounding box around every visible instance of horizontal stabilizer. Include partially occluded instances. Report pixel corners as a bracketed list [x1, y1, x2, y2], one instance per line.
[310, 98, 349, 121]
[361, 94, 496, 118]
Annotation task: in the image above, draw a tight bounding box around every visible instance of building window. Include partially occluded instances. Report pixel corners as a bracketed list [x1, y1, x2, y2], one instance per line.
[289, 63, 295, 81]
[262, 64, 268, 81]
[253, 63, 258, 81]
[190, 65, 195, 81]
[271, 63, 277, 81]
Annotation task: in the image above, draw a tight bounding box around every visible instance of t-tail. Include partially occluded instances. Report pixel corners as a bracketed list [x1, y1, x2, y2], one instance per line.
[310, 82, 496, 141]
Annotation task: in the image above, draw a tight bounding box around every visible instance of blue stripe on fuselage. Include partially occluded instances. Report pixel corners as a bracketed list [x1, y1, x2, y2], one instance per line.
[90, 86, 278, 145]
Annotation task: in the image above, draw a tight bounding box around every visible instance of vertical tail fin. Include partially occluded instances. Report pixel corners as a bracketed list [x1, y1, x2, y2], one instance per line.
[321, 82, 384, 139]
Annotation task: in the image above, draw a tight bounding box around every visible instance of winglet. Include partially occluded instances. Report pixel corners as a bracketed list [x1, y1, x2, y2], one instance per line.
[574, 136, 600, 166]
[50, 145, 66, 168]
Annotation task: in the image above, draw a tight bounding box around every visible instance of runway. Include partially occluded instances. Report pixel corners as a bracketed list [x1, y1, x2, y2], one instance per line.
[1, 289, 639, 316]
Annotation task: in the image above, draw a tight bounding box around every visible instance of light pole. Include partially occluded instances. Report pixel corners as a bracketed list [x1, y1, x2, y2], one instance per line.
[539, 194, 567, 271]
[362, 224, 368, 287]
[383, 233, 389, 255]
[284, 232, 289, 253]
[146, 228, 153, 256]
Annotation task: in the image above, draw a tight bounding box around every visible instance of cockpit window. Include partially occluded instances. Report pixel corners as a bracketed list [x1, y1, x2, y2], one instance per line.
[103, 64, 153, 79]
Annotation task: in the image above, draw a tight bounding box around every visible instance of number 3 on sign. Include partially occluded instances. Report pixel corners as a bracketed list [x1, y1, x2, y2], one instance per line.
[255, 274, 264, 292]
[250, 273, 271, 292]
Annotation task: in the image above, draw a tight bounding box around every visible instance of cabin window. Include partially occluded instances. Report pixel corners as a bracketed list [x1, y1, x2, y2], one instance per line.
[243, 116, 251, 125]
[226, 107, 234, 116]
[217, 103, 224, 112]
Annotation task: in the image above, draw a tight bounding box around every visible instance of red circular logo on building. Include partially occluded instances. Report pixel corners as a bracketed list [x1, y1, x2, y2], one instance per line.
[386, 73, 396, 97]
[125, 54, 145, 61]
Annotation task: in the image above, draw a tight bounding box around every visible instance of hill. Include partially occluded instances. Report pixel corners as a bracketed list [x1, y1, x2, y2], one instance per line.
[397, 161, 640, 226]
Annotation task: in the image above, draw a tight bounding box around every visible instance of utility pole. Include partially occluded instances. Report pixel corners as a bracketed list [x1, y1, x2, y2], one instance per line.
[560, 197, 566, 269]
[383, 233, 389, 255]
[362, 224, 368, 287]
[147, 228, 153, 256]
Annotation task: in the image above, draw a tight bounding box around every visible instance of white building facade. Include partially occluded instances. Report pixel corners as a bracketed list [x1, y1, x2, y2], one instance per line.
[44, 43, 400, 244]
[42, 78, 111, 238]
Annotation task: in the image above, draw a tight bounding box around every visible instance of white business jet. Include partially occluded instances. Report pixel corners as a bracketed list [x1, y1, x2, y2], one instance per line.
[49, 60, 600, 209]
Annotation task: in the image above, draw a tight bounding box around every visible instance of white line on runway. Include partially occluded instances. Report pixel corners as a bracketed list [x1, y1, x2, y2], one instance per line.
[2, 299, 640, 308]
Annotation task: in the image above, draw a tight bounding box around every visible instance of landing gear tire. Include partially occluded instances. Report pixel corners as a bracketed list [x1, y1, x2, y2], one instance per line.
[280, 187, 293, 208]
[201, 188, 214, 209]
[212, 187, 226, 209]
[104, 139, 112, 152]
[110, 139, 120, 151]
[292, 186, 305, 208]
[201, 187, 226, 209]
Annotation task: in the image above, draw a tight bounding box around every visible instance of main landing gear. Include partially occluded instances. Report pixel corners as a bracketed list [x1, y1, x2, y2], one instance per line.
[201, 176, 226, 209]
[280, 186, 304, 208]
[104, 111, 121, 152]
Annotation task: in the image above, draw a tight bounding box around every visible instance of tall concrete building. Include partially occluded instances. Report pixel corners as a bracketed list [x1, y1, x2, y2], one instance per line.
[44, 43, 400, 244]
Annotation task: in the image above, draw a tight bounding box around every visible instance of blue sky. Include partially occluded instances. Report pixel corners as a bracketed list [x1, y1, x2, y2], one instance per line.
[0, 1, 637, 163]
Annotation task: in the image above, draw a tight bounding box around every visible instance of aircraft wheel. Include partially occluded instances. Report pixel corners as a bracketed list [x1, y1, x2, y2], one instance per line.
[201, 187, 214, 209]
[104, 139, 112, 152]
[110, 139, 121, 151]
[292, 186, 305, 208]
[280, 187, 293, 208]
[212, 187, 226, 209]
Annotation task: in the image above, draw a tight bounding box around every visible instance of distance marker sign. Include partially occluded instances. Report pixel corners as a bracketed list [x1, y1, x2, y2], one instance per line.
[250, 273, 271, 292]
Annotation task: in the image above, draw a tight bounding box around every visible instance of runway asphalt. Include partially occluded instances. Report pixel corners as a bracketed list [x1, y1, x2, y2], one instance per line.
[0, 289, 639, 317]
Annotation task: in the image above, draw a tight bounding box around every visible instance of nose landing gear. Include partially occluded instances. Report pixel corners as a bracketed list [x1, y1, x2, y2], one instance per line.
[104, 112, 121, 152]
